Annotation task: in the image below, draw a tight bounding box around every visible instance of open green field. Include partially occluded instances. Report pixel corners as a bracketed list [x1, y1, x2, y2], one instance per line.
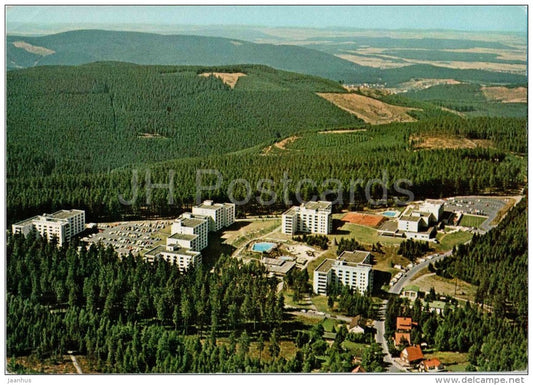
[425, 351, 470, 372]
[458, 214, 487, 228]
[341, 341, 369, 358]
[436, 231, 473, 251]
[411, 272, 478, 303]
[331, 223, 404, 246]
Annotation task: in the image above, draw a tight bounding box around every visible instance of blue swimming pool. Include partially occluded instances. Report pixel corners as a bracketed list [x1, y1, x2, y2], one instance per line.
[252, 242, 277, 253]
[382, 211, 399, 218]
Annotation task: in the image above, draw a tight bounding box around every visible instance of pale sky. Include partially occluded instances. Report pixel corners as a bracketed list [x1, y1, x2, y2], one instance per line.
[6, 5, 528, 33]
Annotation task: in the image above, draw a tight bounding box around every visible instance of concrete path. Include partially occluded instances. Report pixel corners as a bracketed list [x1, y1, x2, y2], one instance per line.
[68, 353, 83, 374]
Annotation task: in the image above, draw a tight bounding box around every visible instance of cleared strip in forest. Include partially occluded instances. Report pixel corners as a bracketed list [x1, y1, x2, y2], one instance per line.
[317, 92, 418, 125]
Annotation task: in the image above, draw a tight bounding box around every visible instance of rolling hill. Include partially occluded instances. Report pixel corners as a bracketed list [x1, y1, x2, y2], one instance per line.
[7, 29, 527, 86]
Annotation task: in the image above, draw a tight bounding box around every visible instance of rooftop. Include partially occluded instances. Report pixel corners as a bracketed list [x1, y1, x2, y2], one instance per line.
[169, 233, 198, 241]
[399, 215, 422, 223]
[262, 258, 296, 275]
[51, 209, 85, 220]
[394, 332, 411, 346]
[194, 200, 228, 210]
[179, 217, 208, 228]
[338, 250, 372, 265]
[145, 245, 200, 258]
[303, 200, 332, 212]
[403, 345, 424, 362]
[396, 316, 413, 331]
[315, 258, 336, 273]
[282, 206, 299, 216]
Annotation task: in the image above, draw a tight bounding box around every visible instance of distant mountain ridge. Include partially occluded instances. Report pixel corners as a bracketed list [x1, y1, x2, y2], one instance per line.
[7, 29, 526, 85]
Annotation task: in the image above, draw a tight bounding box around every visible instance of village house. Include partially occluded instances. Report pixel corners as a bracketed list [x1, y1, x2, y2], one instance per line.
[400, 345, 424, 367]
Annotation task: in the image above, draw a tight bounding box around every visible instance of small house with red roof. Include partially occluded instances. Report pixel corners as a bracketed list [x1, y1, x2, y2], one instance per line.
[394, 332, 411, 347]
[396, 316, 413, 332]
[400, 345, 424, 366]
[423, 358, 444, 372]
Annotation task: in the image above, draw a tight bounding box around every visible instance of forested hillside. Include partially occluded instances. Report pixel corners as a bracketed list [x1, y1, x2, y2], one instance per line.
[434, 199, 528, 328]
[6, 234, 376, 373]
[385, 199, 528, 372]
[7, 30, 527, 85]
[7, 62, 360, 179]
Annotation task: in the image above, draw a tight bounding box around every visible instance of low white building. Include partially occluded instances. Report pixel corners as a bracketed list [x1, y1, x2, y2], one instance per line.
[398, 216, 422, 232]
[192, 200, 235, 231]
[170, 213, 209, 251]
[313, 250, 373, 295]
[282, 201, 332, 235]
[419, 199, 445, 222]
[12, 209, 85, 246]
[144, 244, 202, 272]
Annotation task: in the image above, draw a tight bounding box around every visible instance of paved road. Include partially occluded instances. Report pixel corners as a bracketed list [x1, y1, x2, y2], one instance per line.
[377, 250, 453, 372]
[69, 353, 83, 374]
[389, 251, 452, 295]
[374, 301, 404, 372]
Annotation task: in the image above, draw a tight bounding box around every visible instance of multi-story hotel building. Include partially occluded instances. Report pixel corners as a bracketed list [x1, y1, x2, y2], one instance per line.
[170, 213, 209, 251]
[282, 201, 332, 235]
[313, 251, 373, 295]
[144, 244, 202, 272]
[12, 209, 85, 246]
[192, 200, 235, 231]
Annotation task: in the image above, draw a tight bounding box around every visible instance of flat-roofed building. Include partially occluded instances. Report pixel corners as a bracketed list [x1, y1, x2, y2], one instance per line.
[171, 213, 209, 251]
[419, 199, 445, 222]
[12, 209, 85, 246]
[398, 216, 422, 232]
[313, 250, 373, 295]
[192, 200, 235, 231]
[282, 200, 332, 235]
[144, 244, 201, 272]
[261, 257, 296, 277]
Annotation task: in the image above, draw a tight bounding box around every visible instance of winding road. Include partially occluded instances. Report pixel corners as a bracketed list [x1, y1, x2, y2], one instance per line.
[374, 250, 453, 372]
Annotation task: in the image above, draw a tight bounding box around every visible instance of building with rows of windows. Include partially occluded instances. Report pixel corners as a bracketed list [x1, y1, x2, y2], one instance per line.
[12, 209, 85, 246]
[282, 200, 332, 235]
[313, 250, 373, 295]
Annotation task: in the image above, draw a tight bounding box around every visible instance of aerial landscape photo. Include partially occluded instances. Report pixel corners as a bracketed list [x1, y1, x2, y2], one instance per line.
[4, 5, 528, 378]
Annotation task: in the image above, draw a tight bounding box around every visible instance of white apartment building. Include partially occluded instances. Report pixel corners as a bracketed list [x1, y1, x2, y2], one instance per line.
[398, 216, 422, 232]
[419, 199, 445, 222]
[170, 213, 209, 251]
[192, 200, 235, 231]
[313, 250, 373, 295]
[282, 201, 332, 235]
[144, 244, 202, 272]
[12, 209, 85, 246]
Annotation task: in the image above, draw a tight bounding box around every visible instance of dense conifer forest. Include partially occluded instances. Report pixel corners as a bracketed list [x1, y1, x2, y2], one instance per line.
[6, 63, 527, 223]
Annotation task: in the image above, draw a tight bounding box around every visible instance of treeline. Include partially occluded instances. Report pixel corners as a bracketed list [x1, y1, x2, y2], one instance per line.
[293, 234, 329, 250]
[385, 296, 527, 371]
[6, 233, 298, 372]
[434, 199, 527, 328]
[397, 239, 431, 262]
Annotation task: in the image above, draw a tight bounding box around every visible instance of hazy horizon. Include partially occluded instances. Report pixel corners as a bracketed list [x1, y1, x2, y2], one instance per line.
[7, 5, 527, 35]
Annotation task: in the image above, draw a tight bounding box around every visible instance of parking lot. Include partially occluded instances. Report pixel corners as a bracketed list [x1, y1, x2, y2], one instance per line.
[444, 196, 508, 232]
[83, 220, 172, 256]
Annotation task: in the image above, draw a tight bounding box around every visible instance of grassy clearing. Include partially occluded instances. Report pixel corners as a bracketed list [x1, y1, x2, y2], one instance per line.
[321, 317, 338, 332]
[436, 231, 473, 251]
[311, 296, 331, 314]
[331, 223, 404, 246]
[458, 214, 487, 228]
[426, 351, 469, 372]
[222, 219, 280, 248]
[411, 273, 477, 303]
[341, 341, 369, 358]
